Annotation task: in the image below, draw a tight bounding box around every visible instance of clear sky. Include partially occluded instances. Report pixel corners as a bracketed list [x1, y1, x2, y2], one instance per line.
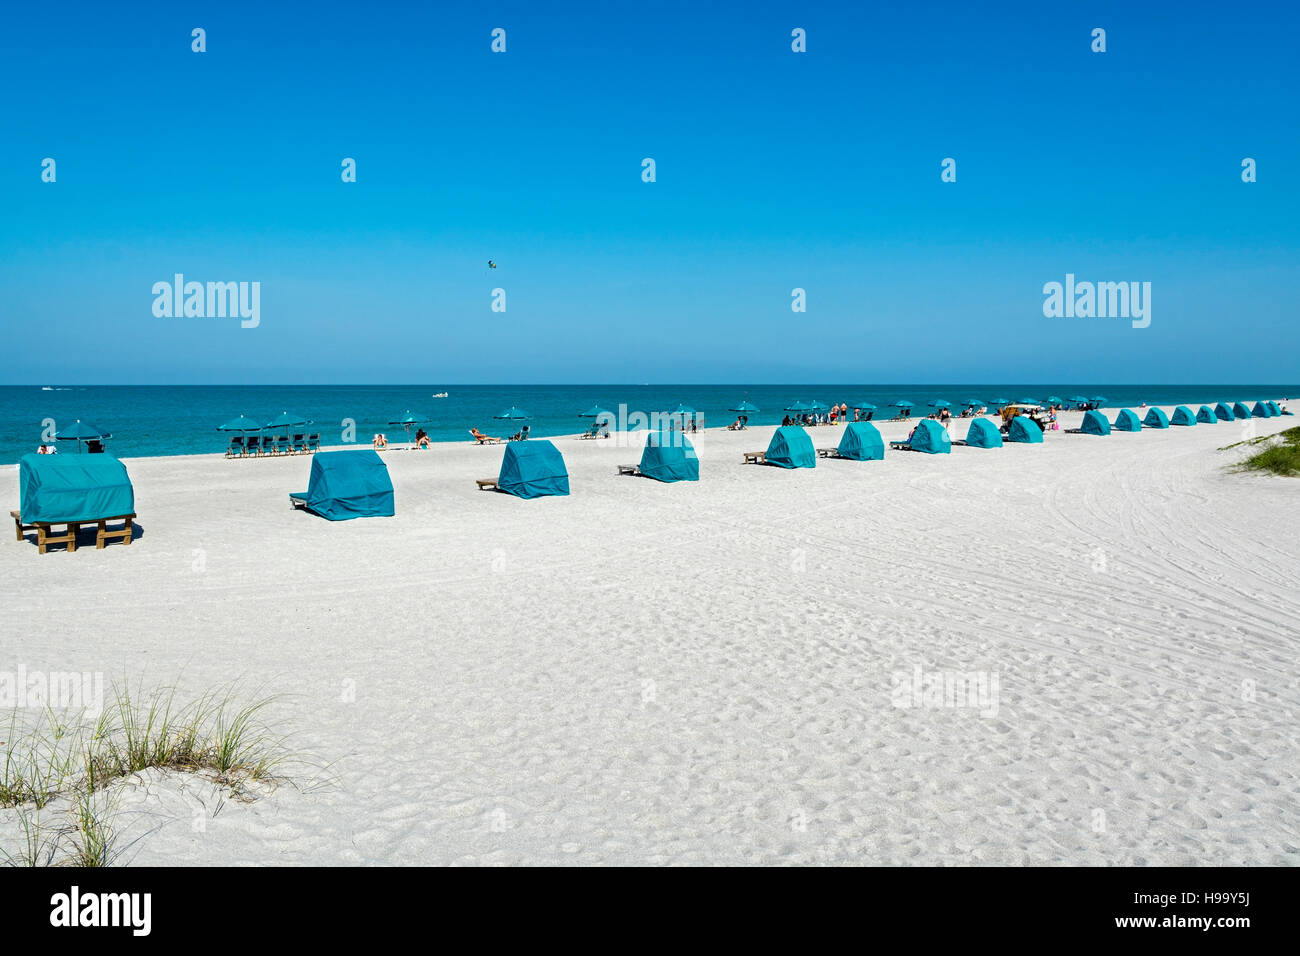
[1, 0, 1297, 384]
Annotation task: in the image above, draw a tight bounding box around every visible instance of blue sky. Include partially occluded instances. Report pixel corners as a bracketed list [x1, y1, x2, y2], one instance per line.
[1, 0, 1297, 384]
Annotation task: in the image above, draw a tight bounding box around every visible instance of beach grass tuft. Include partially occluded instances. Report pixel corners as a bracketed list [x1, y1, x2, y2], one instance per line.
[2, 682, 290, 866]
[1232, 426, 1300, 476]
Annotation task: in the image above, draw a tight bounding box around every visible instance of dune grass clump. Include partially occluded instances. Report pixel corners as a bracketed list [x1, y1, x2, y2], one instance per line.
[2, 682, 289, 866]
[1229, 426, 1300, 477]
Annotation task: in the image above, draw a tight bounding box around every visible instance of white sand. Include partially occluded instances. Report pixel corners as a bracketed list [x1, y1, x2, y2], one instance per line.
[2, 406, 1297, 865]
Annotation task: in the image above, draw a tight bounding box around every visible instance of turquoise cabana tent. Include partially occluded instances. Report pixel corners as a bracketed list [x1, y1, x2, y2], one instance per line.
[1080, 410, 1111, 435]
[19, 454, 134, 523]
[1006, 416, 1043, 443]
[1232, 401, 1250, 419]
[837, 422, 885, 460]
[1170, 405, 1197, 426]
[910, 419, 952, 454]
[1214, 402, 1233, 421]
[765, 426, 816, 468]
[1144, 407, 1170, 428]
[1196, 405, 1218, 423]
[964, 417, 1003, 448]
[498, 440, 570, 498]
[1267, 401, 1282, 416]
[1251, 401, 1270, 418]
[293, 450, 393, 520]
[1114, 408, 1143, 432]
[638, 429, 699, 482]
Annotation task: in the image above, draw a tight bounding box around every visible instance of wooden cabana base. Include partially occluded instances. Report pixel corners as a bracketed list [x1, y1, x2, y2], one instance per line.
[11, 510, 135, 553]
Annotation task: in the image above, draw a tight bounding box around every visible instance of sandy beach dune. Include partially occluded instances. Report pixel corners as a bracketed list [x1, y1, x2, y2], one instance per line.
[2, 406, 1297, 865]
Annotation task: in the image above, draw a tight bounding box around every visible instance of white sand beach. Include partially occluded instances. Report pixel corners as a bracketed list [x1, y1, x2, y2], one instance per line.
[2, 406, 1297, 866]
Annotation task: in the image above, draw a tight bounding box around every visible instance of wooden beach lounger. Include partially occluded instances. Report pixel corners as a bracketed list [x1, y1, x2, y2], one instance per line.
[475, 478, 498, 491]
[12, 510, 135, 554]
[617, 464, 640, 476]
[816, 447, 843, 459]
[288, 494, 307, 510]
[889, 440, 913, 451]
[743, 451, 766, 464]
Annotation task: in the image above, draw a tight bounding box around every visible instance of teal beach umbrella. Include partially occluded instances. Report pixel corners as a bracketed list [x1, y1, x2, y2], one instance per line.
[54, 419, 112, 453]
[494, 406, 532, 420]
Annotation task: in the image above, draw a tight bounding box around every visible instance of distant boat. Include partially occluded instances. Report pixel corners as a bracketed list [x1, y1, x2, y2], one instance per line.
[432, 392, 449, 398]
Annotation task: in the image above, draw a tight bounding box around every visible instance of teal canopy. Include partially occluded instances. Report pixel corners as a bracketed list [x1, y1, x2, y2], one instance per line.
[990, 398, 1010, 407]
[837, 422, 885, 460]
[1232, 401, 1250, 419]
[1007, 416, 1043, 443]
[1214, 402, 1233, 421]
[1081, 410, 1111, 436]
[1091, 396, 1108, 405]
[729, 400, 760, 413]
[19, 454, 134, 524]
[1144, 407, 1170, 429]
[578, 404, 612, 418]
[928, 400, 951, 409]
[1170, 405, 1197, 426]
[293, 450, 393, 520]
[1196, 405, 1218, 424]
[54, 419, 111, 441]
[1045, 396, 1063, 405]
[638, 429, 699, 482]
[910, 419, 952, 454]
[765, 425, 816, 468]
[1113, 408, 1143, 431]
[964, 417, 1003, 448]
[265, 411, 311, 430]
[1251, 401, 1271, 418]
[498, 440, 569, 498]
[217, 415, 261, 433]
[891, 400, 914, 408]
[1267, 401, 1282, 416]
[494, 406, 532, 420]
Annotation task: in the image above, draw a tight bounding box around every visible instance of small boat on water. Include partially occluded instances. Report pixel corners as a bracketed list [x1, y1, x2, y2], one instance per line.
[432, 392, 449, 398]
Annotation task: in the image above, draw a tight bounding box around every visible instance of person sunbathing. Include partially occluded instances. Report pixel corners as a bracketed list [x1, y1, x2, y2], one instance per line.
[470, 427, 499, 444]
[372, 433, 388, 449]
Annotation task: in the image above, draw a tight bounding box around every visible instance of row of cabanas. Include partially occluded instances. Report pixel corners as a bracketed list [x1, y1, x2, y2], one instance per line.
[1075, 400, 1286, 436]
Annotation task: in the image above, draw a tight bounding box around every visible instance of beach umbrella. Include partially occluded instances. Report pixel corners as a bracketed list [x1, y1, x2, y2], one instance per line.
[729, 400, 761, 413]
[990, 397, 1010, 407]
[1090, 395, 1108, 406]
[928, 400, 951, 408]
[265, 411, 312, 431]
[493, 406, 532, 420]
[808, 400, 830, 412]
[387, 410, 431, 446]
[962, 399, 984, 408]
[853, 402, 878, 410]
[1045, 396, 1063, 405]
[1017, 397, 1042, 406]
[53, 419, 112, 453]
[217, 414, 262, 452]
[784, 400, 815, 413]
[578, 404, 614, 423]
[891, 400, 914, 408]
[1069, 395, 1090, 404]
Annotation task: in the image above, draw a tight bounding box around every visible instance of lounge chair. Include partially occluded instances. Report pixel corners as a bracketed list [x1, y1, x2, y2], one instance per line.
[617, 463, 641, 476]
[475, 478, 499, 491]
[889, 439, 913, 451]
[291, 433, 308, 453]
[816, 447, 843, 459]
[226, 436, 245, 458]
[470, 429, 502, 445]
[306, 433, 321, 452]
[743, 451, 766, 464]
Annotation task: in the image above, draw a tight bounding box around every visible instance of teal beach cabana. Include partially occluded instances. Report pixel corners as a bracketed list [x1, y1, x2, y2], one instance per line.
[910, 419, 952, 454]
[291, 450, 394, 520]
[964, 417, 1003, 448]
[1170, 405, 1197, 426]
[1232, 402, 1250, 419]
[1267, 401, 1282, 416]
[1251, 401, 1272, 418]
[1214, 402, 1233, 421]
[498, 440, 570, 498]
[20, 453, 134, 524]
[638, 429, 699, 482]
[1144, 407, 1170, 428]
[765, 426, 816, 468]
[1080, 410, 1111, 435]
[837, 422, 885, 460]
[1006, 416, 1043, 443]
[1114, 409, 1143, 432]
[1196, 405, 1218, 423]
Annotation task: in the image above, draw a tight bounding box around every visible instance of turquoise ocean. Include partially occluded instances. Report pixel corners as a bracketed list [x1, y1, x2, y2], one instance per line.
[2, 384, 1295, 464]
